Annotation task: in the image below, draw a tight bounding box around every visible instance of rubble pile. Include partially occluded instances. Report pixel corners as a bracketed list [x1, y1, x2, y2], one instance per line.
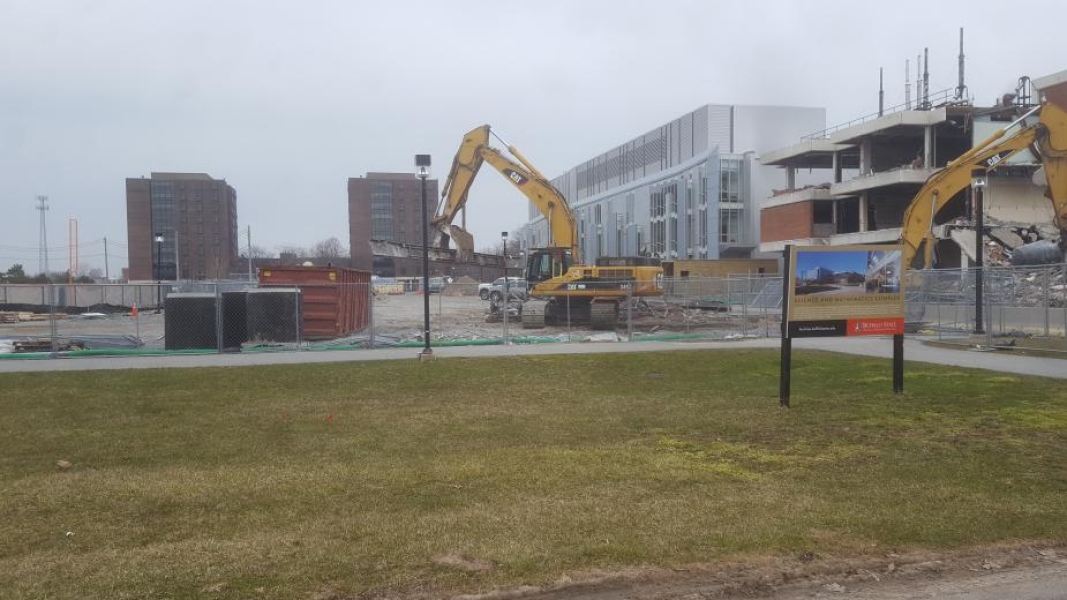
[912, 264, 1067, 308]
[946, 215, 1063, 267]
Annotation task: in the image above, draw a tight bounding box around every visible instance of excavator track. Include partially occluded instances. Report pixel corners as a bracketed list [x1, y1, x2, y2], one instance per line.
[521, 301, 546, 329]
[589, 300, 619, 330]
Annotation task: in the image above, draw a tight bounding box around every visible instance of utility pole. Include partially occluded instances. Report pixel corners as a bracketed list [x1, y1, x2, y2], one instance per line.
[68, 217, 77, 285]
[104, 237, 110, 281]
[247, 225, 253, 281]
[36, 195, 49, 279]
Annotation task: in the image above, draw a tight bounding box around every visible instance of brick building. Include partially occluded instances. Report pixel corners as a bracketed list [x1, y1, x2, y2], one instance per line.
[348, 172, 439, 276]
[125, 172, 238, 281]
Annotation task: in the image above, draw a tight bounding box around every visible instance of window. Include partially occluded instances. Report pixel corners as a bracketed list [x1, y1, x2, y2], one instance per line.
[594, 204, 603, 258]
[650, 185, 666, 258]
[667, 182, 678, 257]
[698, 166, 708, 257]
[685, 179, 694, 258]
[370, 180, 394, 240]
[720, 208, 742, 243]
[720, 158, 741, 204]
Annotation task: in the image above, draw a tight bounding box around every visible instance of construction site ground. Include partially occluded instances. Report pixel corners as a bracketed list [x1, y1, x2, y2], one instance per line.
[0, 293, 778, 353]
[373, 291, 776, 343]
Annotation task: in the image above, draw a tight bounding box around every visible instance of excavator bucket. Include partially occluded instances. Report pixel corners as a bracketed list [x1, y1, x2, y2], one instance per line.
[1034, 71, 1067, 236]
[1011, 70, 1067, 265]
[1036, 70, 1067, 114]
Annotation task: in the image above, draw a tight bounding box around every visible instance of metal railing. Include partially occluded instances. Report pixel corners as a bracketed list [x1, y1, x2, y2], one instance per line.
[801, 88, 966, 142]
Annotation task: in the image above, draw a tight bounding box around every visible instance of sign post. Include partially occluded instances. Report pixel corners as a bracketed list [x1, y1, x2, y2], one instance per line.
[780, 245, 906, 404]
[780, 245, 792, 408]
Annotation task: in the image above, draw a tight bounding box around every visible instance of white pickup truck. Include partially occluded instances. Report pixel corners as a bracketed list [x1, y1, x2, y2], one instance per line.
[486, 277, 527, 302]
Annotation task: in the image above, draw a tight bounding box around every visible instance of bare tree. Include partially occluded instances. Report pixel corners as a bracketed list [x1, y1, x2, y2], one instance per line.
[311, 237, 347, 261]
[240, 245, 273, 259]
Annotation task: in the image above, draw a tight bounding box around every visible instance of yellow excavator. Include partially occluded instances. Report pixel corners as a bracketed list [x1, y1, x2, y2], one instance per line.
[900, 70, 1067, 269]
[432, 125, 663, 329]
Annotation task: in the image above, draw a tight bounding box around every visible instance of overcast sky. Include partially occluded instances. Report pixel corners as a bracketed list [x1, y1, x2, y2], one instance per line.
[2, 0, 1065, 275]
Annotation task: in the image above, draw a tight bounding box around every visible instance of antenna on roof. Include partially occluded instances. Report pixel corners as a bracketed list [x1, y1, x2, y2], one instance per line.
[922, 48, 930, 109]
[916, 53, 922, 108]
[955, 27, 968, 101]
[905, 59, 911, 109]
[879, 67, 885, 116]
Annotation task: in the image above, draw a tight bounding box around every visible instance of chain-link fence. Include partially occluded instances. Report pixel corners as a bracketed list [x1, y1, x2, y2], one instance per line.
[1, 277, 785, 357]
[906, 263, 1067, 349]
[5, 266, 1065, 359]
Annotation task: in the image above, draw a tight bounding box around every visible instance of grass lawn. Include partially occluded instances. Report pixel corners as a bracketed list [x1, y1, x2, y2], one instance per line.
[1, 349, 1066, 599]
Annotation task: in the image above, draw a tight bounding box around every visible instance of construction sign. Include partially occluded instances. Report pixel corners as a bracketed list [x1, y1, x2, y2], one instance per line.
[785, 245, 904, 338]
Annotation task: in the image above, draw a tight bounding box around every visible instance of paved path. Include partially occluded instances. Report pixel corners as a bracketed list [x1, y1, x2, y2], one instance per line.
[1, 336, 1066, 379]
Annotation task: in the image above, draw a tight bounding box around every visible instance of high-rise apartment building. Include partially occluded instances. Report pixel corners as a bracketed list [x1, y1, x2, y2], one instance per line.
[125, 172, 238, 281]
[348, 172, 439, 276]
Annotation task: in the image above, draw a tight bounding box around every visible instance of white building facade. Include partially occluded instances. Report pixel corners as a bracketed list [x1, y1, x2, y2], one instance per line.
[519, 104, 825, 264]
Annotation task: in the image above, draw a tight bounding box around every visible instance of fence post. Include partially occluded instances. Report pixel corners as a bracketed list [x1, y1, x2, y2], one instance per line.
[368, 283, 375, 350]
[566, 293, 571, 342]
[1045, 265, 1052, 337]
[627, 283, 633, 342]
[215, 281, 223, 354]
[295, 288, 302, 350]
[741, 277, 749, 339]
[986, 268, 994, 347]
[502, 282, 509, 346]
[48, 283, 57, 355]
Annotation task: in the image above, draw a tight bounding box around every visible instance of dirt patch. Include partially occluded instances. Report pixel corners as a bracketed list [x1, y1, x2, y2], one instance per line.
[443, 542, 1066, 600]
[433, 554, 497, 573]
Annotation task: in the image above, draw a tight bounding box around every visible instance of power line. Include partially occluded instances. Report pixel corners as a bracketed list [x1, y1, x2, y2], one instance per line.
[0, 238, 109, 250]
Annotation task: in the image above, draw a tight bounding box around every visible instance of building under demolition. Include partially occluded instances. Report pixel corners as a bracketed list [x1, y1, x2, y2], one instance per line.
[759, 35, 1050, 268]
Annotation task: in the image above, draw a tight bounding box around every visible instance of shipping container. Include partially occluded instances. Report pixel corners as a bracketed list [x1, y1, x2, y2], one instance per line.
[257, 266, 371, 339]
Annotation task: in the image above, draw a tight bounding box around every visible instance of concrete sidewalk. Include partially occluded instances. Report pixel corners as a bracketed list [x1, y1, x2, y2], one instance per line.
[1, 336, 1065, 379]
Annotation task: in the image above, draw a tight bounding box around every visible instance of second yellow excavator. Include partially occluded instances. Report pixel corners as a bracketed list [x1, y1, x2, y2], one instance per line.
[432, 125, 663, 329]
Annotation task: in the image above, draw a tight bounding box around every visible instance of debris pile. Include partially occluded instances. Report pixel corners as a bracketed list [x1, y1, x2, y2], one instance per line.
[945, 216, 1062, 266]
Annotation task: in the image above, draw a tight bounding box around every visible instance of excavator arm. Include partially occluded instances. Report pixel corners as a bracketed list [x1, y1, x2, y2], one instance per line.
[900, 72, 1067, 268]
[431, 125, 579, 261]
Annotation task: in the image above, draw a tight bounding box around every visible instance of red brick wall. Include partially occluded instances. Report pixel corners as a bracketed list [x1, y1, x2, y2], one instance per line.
[760, 202, 814, 243]
[125, 179, 152, 280]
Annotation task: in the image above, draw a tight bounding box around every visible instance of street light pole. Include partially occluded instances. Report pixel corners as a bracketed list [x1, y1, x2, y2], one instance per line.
[501, 231, 509, 343]
[972, 169, 987, 334]
[154, 232, 164, 314]
[416, 154, 433, 358]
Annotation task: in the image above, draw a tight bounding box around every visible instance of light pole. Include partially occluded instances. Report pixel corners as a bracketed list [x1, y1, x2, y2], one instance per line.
[154, 232, 164, 313]
[416, 154, 433, 357]
[501, 231, 509, 342]
[972, 169, 987, 334]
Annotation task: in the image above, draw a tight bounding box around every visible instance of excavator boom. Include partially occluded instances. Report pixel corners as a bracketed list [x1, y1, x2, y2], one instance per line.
[431, 124, 663, 330]
[432, 125, 578, 260]
[900, 70, 1067, 268]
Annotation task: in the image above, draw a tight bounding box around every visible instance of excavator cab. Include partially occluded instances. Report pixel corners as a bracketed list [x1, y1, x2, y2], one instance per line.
[525, 247, 573, 284]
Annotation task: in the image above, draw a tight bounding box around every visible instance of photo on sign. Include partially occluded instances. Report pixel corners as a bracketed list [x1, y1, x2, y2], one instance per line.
[865, 250, 901, 294]
[794, 250, 867, 296]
